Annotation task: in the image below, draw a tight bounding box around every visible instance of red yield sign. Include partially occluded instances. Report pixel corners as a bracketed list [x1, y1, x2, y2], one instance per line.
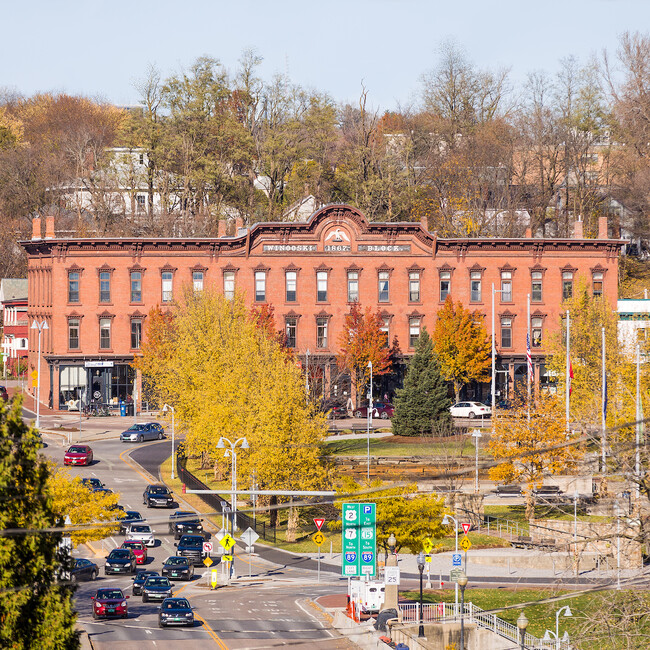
[314, 518, 325, 531]
[461, 523, 471, 535]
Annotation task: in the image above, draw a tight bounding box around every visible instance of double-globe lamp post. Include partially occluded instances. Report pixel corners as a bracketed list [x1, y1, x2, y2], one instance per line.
[217, 436, 249, 532]
[458, 571, 468, 650]
[162, 404, 175, 480]
[416, 552, 425, 638]
[30, 319, 49, 430]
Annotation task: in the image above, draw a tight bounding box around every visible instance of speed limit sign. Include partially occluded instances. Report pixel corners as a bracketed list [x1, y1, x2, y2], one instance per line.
[203, 541, 213, 554]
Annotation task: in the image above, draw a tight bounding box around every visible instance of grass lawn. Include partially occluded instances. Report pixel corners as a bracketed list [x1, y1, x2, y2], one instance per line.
[400, 587, 624, 647]
[324, 434, 491, 458]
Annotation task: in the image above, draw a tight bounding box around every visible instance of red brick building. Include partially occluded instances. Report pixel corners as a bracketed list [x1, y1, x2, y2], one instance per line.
[21, 204, 622, 411]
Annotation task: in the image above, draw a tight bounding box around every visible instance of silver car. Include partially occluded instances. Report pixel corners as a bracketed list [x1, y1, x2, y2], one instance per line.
[120, 422, 165, 443]
[126, 523, 155, 547]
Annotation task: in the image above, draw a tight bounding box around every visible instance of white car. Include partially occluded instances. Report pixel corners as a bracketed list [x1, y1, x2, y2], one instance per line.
[125, 523, 155, 547]
[449, 401, 492, 419]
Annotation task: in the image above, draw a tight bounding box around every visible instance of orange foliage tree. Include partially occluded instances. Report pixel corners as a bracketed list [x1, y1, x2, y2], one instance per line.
[337, 303, 391, 406]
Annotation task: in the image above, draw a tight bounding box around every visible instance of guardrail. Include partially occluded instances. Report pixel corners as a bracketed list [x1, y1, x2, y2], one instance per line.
[176, 454, 277, 542]
[399, 602, 572, 649]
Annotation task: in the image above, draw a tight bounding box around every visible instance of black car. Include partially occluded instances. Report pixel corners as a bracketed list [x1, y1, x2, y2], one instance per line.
[141, 576, 173, 603]
[174, 534, 206, 566]
[71, 558, 99, 582]
[118, 510, 144, 535]
[161, 556, 195, 581]
[143, 484, 174, 508]
[132, 570, 160, 596]
[93, 487, 114, 496]
[158, 597, 195, 628]
[168, 511, 204, 539]
[320, 398, 348, 420]
[81, 477, 104, 490]
[104, 548, 137, 575]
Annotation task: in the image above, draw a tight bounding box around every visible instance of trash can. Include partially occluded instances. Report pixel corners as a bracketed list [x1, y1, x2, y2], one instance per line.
[120, 402, 127, 417]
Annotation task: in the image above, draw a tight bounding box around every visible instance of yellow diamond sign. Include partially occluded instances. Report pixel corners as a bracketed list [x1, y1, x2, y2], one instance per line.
[423, 537, 434, 554]
[220, 533, 235, 550]
[203, 556, 213, 567]
[312, 531, 325, 546]
[459, 536, 472, 552]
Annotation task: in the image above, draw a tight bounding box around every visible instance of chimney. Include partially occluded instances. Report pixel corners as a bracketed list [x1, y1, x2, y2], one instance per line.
[235, 217, 244, 236]
[31, 216, 41, 240]
[420, 215, 428, 232]
[573, 219, 583, 239]
[598, 216, 609, 239]
[525, 227, 532, 238]
[217, 219, 226, 238]
[45, 215, 55, 239]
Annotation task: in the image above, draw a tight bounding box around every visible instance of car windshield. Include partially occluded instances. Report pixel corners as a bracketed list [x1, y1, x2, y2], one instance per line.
[110, 550, 129, 558]
[149, 486, 168, 494]
[68, 447, 87, 453]
[97, 590, 123, 599]
[173, 511, 192, 518]
[124, 511, 141, 520]
[130, 525, 150, 533]
[165, 557, 187, 566]
[123, 542, 143, 549]
[135, 571, 158, 580]
[146, 578, 170, 587]
[164, 600, 190, 610]
[127, 424, 146, 431]
[180, 536, 203, 546]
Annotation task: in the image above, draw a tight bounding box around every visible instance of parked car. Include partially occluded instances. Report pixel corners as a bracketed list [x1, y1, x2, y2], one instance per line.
[91, 588, 129, 619]
[125, 523, 155, 547]
[71, 558, 99, 582]
[168, 511, 204, 540]
[158, 597, 195, 628]
[120, 422, 165, 443]
[104, 549, 137, 575]
[320, 398, 348, 420]
[81, 477, 104, 490]
[141, 576, 173, 602]
[449, 401, 492, 419]
[118, 510, 144, 535]
[132, 570, 160, 596]
[161, 556, 195, 581]
[64, 444, 93, 466]
[0, 386, 8, 402]
[353, 402, 395, 419]
[143, 484, 174, 508]
[121, 540, 148, 564]
[174, 534, 206, 566]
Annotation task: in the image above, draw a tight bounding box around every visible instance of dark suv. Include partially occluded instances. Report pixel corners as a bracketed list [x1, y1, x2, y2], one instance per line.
[168, 511, 205, 540]
[143, 484, 174, 508]
[174, 535, 206, 566]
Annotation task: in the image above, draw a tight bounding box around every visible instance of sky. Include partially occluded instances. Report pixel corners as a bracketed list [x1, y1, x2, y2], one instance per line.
[1, 0, 648, 112]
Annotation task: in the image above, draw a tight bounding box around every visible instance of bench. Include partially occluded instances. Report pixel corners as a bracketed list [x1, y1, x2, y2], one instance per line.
[533, 486, 562, 495]
[495, 485, 522, 497]
[511, 535, 533, 549]
[539, 537, 556, 551]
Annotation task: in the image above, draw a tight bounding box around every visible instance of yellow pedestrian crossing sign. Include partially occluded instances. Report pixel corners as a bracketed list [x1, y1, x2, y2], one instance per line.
[313, 532, 325, 546]
[220, 533, 235, 550]
[203, 556, 213, 567]
[222, 554, 233, 562]
[423, 538, 433, 554]
[460, 536, 472, 552]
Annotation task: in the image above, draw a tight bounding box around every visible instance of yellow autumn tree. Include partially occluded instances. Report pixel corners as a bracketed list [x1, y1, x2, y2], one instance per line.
[134, 288, 330, 541]
[488, 396, 584, 520]
[431, 296, 491, 401]
[47, 467, 120, 546]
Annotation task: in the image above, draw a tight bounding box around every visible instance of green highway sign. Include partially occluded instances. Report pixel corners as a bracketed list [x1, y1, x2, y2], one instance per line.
[341, 503, 376, 578]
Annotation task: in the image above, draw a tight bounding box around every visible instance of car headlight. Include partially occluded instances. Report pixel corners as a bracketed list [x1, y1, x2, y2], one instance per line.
[105, 563, 112, 567]
[121, 601, 127, 607]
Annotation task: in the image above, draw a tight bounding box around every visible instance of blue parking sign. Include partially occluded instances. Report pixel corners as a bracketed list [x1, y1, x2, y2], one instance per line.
[452, 553, 462, 566]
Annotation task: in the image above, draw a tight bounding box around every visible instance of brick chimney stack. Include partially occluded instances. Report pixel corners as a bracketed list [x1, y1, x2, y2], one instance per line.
[217, 219, 226, 238]
[574, 219, 584, 239]
[235, 217, 244, 235]
[31, 215, 41, 240]
[420, 216, 428, 232]
[525, 227, 532, 238]
[598, 216, 608, 239]
[45, 215, 55, 239]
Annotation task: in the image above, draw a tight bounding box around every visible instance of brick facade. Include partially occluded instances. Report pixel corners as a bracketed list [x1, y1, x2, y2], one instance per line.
[21, 204, 622, 411]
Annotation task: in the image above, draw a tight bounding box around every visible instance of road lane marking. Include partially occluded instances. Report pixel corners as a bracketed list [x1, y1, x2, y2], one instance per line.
[119, 447, 155, 484]
[193, 613, 228, 649]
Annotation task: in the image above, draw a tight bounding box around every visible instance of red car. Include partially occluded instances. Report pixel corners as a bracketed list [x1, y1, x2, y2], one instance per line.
[91, 588, 129, 619]
[64, 445, 93, 466]
[122, 540, 148, 565]
[353, 401, 395, 419]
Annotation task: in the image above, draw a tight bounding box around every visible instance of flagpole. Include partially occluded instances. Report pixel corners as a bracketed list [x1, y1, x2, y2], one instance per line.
[527, 294, 531, 423]
[566, 310, 570, 432]
[601, 326, 606, 473]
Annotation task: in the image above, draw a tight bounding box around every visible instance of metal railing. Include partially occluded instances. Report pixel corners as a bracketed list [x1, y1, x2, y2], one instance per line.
[399, 602, 572, 649]
[176, 454, 276, 542]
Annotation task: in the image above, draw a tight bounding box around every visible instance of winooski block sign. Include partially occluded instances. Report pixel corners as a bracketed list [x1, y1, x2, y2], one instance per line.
[341, 503, 376, 577]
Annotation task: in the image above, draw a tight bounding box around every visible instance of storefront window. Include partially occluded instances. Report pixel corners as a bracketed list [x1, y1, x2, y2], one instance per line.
[59, 366, 88, 409]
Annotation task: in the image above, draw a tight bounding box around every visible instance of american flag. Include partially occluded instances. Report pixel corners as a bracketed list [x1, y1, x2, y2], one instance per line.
[526, 333, 533, 382]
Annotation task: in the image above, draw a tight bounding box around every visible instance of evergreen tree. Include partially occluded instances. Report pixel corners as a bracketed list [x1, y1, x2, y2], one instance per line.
[392, 328, 452, 437]
[0, 398, 78, 649]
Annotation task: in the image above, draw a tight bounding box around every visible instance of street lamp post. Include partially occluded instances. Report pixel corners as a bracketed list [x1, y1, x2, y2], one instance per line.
[216, 436, 249, 533]
[367, 360, 373, 484]
[416, 552, 425, 638]
[615, 501, 621, 590]
[555, 606, 571, 650]
[305, 348, 310, 396]
[458, 571, 468, 650]
[491, 284, 503, 434]
[442, 514, 459, 612]
[162, 404, 175, 480]
[517, 611, 529, 650]
[30, 319, 49, 430]
[471, 430, 482, 492]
